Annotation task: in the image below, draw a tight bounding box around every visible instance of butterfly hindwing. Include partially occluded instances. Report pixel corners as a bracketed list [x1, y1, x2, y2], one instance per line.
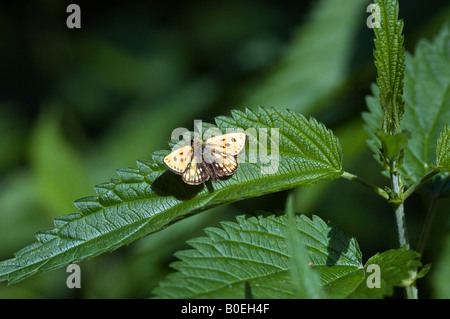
[163, 145, 193, 175]
[210, 154, 239, 177]
[182, 156, 210, 185]
[203, 132, 245, 177]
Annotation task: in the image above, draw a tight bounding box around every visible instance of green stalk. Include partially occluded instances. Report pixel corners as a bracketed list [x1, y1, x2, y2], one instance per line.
[371, 0, 417, 299]
[402, 169, 440, 201]
[341, 171, 389, 200]
[390, 160, 417, 299]
[390, 169, 409, 249]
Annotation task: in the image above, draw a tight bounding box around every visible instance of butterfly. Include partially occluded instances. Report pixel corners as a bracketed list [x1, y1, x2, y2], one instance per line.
[163, 132, 247, 185]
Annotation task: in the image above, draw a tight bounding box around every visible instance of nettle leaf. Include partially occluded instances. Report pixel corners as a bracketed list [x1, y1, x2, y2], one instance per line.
[285, 195, 322, 298]
[402, 24, 450, 186]
[363, 84, 384, 162]
[152, 214, 362, 299]
[0, 107, 343, 284]
[349, 248, 421, 298]
[375, 129, 410, 161]
[373, 0, 405, 135]
[437, 125, 450, 171]
[364, 24, 450, 191]
[152, 214, 422, 299]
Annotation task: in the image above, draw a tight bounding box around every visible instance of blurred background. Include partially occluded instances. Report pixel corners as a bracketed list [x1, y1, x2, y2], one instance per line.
[0, 0, 449, 298]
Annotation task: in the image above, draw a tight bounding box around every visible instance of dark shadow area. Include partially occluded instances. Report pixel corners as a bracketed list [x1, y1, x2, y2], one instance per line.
[205, 180, 216, 193]
[326, 222, 351, 266]
[245, 281, 254, 299]
[151, 170, 204, 201]
[152, 167, 229, 200]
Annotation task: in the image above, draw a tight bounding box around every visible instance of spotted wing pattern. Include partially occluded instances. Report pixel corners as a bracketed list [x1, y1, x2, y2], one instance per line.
[204, 132, 246, 177]
[163, 132, 246, 184]
[204, 132, 247, 156]
[163, 145, 193, 174]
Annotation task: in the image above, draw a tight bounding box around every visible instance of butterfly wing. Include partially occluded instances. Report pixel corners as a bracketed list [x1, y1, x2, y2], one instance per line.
[163, 145, 193, 175]
[182, 156, 210, 185]
[164, 133, 246, 184]
[204, 133, 246, 178]
[204, 132, 246, 156]
[210, 154, 239, 177]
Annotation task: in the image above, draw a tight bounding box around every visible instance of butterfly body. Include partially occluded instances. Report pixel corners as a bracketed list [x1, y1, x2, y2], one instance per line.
[163, 132, 246, 185]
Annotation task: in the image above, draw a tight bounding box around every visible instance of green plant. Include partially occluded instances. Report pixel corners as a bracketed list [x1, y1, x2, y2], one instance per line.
[0, 0, 448, 299]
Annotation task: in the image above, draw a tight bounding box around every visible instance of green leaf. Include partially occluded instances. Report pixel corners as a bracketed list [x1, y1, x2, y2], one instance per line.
[152, 214, 361, 299]
[364, 24, 450, 192]
[285, 195, 322, 298]
[375, 129, 410, 161]
[363, 84, 383, 161]
[153, 214, 422, 299]
[0, 107, 343, 284]
[373, 0, 405, 135]
[349, 248, 421, 298]
[320, 248, 422, 299]
[244, 0, 366, 115]
[402, 24, 450, 186]
[416, 263, 431, 280]
[437, 125, 450, 171]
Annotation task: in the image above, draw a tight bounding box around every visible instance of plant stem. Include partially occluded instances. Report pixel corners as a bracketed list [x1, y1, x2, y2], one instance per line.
[390, 170, 409, 249]
[341, 171, 389, 200]
[402, 169, 440, 201]
[396, 204, 418, 299]
[390, 162, 417, 299]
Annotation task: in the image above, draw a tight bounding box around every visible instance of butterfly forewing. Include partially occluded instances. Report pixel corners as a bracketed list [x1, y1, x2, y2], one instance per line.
[163, 145, 193, 174]
[204, 132, 246, 156]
